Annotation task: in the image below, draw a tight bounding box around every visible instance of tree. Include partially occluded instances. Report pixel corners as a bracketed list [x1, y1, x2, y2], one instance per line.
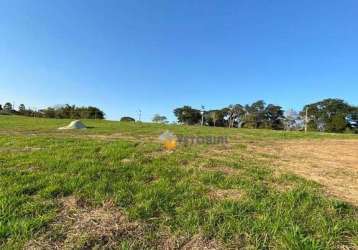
[326, 114, 347, 133]
[0, 104, 2, 111]
[243, 100, 266, 128]
[42, 107, 56, 118]
[18, 104, 26, 114]
[226, 105, 234, 128]
[173, 106, 201, 125]
[209, 111, 219, 127]
[3, 102, 12, 112]
[264, 104, 285, 129]
[39, 105, 105, 119]
[62, 104, 75, 118]
[152, 114, 168, 123]
[204, 109, 226, 127]
[120, 116, 135, 122]
[224, 104, 246, 128]
[86, 106, 105, 119]
[205, 110, 220, 126]
[302, 99, 355, 132]
[231, 104, 246, 128]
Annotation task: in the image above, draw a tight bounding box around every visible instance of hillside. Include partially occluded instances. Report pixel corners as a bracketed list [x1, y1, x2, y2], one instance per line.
[0, 116, 357, 249]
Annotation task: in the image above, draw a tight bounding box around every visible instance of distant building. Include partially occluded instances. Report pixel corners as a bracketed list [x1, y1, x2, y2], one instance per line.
[346, 114, 358, 128]
[283, 109, 304, 131]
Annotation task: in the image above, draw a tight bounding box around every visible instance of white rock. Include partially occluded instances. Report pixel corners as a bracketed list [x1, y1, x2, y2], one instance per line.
[58, 120, 87, 130]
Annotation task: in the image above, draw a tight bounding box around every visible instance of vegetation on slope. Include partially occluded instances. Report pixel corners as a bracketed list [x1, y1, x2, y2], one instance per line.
[0, 116, 357, 249]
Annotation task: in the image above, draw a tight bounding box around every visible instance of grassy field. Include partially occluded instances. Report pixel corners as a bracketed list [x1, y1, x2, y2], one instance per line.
[0, 116, 357, 249]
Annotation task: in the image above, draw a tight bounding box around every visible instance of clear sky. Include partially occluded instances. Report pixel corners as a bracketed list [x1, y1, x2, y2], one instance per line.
[1, 0, 357, 121]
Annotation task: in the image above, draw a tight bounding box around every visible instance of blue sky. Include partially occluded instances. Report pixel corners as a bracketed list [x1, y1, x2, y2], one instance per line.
[1, 0, 357, 121]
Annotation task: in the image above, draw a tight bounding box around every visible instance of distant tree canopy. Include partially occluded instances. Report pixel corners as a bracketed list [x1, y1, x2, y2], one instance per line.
[174, 98, 357, 133]
[152, 114, 168, 123]
[40, 105, 105, 119]
[194, 101, 285, 130]
[120, 116, 135, 122]
[264, 104, 285, 130]
[173, 106, 202, 125]
[302, 98, 357, 133]
[3, 102, 12, 111]
[0, 102, 105, 119]
[1, 98, 356, 133]
[18, 104, 26, 114]
[205, 110, 226, 127]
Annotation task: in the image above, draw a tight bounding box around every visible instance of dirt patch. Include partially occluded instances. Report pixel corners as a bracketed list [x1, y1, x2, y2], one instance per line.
[200, 163, 241, 175]
[208, 188, 245, 201]
[86, 133, 139, 141]
[198, 147, 242, 175]
[181, 235, 222, 250]
[248, 139, 358, 205]
[267, 179, 298, 193]
[0, 146, 43, 153]
[200, 145, 236, 160]
[25, 197, 223, 250]
[25, 196, 143, 249]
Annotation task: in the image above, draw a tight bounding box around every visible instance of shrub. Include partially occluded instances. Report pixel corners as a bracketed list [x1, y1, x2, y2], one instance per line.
[120, 117, 135, 122]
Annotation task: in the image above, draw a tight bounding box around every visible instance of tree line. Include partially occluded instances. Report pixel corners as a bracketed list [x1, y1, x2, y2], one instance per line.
[1, 99, 357, 133]
[173, 98, 358, 133]
[0, 102, 105, 119]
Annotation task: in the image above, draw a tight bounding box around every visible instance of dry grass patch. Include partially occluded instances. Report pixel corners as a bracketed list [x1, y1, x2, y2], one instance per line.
[200, 164, 241, 175]
[0, 146, 43, 153]
[208, 188, 245, 201]
[24, 196, 224, 250]
[86, 132, 161, 143]
[181, 234, 222, 250]
[267, 179, 298, 193]
[200, 145, 236, 159]
[248, 139, 358, 205]
[86, 133, 138, 141]
[25, 196, 143, 249]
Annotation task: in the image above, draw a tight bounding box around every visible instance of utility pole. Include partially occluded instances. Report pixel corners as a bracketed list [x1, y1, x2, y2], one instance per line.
[201, 105, 205, 126]
[305, 107, 309, 133]
[138, 109, 142, 122]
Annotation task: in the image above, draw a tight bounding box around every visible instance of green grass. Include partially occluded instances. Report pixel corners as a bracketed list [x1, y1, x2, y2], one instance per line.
[0, 116, 357, 249]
